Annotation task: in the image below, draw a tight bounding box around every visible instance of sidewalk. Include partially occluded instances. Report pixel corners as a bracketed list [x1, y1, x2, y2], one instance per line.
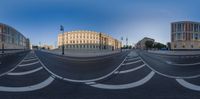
[40, 49, 126, 57]
[147, 50, 200, 55]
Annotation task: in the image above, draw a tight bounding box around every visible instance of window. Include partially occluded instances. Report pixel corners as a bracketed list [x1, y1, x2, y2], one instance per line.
[176, 33, 182, 40]
[195, 33, 198, 40]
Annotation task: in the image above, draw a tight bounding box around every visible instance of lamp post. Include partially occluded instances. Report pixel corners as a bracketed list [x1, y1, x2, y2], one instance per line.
[60, 25, 64, 55]
[120, 37, 123, 52]
[126, 37, 128, 50]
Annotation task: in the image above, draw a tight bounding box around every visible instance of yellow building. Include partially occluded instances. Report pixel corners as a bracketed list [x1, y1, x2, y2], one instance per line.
[58, 30, 121, 51]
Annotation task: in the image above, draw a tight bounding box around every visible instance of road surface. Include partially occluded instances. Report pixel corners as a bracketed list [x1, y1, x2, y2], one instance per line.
[0, 50, 199, 99]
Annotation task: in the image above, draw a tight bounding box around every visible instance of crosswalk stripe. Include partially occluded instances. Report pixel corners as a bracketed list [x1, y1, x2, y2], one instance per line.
[18, 61, 40, 67]
[122, 60, 142, 65]
[7, 67, 43, 76]
[118, 64, 146, 74]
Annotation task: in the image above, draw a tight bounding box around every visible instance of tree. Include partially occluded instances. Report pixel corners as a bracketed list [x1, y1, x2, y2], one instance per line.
[145, 40, 154, 49]
[154, 43, 167, 50]
[167, 42, 171, 50]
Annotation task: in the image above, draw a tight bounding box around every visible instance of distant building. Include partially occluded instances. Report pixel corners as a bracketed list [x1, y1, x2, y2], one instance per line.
[42, 45, 54, 50]
[135, 37, 155, 49]
[57, 30, 121, 51]
[32, 45, 39, 50]
[171, 21, 200, 50]
[0, 23, 29, 51]
[26, 38, 30, 50]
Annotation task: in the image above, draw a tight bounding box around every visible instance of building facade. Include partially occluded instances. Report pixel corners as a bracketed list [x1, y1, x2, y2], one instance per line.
[171, 21, 200, 50]
[57, 30, 121, 51]
[42, 44, 54, 50]
[135, 37, 155, 49]
[0, 23, 30, 50]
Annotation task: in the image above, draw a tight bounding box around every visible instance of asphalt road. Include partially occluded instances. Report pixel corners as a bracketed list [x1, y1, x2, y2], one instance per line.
[138, 50, 200, 78]
[0, 51, 28, 76]
[0, 50, 200, 99]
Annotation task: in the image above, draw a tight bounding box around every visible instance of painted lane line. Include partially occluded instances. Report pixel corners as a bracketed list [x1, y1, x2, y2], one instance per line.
[0, 76, 54, 92]
[176, 79, 200, 91]
[122, 60, 142, 65]
[139, 56, 200, 79]
[18, 61, 40, 67]
[37, 52, 129, 83]
[0, 52, 29, 77]
[24, 56, 37, 60]
[166, 61, 200, 66]
[22, 58, 38, 62]
[117, 64, 146, 74]
[7, 67, 43, 76]
[126, 57, 140, 61]
[88, 71, 155, 90]
[85, 82, 96, 85]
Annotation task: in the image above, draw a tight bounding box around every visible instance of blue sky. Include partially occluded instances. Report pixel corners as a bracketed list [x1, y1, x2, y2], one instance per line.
[0, 0, 200, 47]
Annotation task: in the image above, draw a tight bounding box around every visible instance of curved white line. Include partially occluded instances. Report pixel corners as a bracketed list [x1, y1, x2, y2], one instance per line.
[22, 58, 38, 62]
[139, 56, 200, 79]
[166, 61, 200, 66]
[117, 64, 146, 74]
[122, 60, 142, 65]
[0, 76, 54, 92]
[37, 52, 129, 83]
[7, 67, 43, 76]
[176, 79, 200, 91]
[0, 52, 29, 77]
[18, 61, 39, 67]
[25, 56, 37, 59]
[126, 57, 140, 61]
[88, 71, 155, 90]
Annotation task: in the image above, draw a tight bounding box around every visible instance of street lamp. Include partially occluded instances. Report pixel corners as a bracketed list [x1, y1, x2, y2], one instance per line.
[120, 37, 123, 52]
[126, 37, 128, 50]
[60, 25, 64, 55]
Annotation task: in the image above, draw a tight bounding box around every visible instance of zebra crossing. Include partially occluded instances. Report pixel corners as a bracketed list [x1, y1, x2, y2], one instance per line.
[0, 51, 54, 92]
[86, 51, 155, 90]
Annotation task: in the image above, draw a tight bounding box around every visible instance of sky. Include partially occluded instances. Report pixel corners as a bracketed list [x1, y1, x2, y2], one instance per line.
[0, 0, 200, 47]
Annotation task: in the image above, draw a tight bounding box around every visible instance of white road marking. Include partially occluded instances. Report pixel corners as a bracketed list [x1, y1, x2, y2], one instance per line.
[0, 52, 29, 77]
[122, 60, 142, 65]
[37, 52, 129, 83]
[176, 79, 200, 91]
[117, 64, 146, 74]
[7, 67, 43, 76]
[139, 56, 200, 79]
[0, 76, 54, 92]
[166, 60, 200, 66]
[22, 58, 38, 62]
[85, 82, 96, 85]
[18, 61, 40, 67]
[126, 57, 140, 61]
[88, 71, 155, 90]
